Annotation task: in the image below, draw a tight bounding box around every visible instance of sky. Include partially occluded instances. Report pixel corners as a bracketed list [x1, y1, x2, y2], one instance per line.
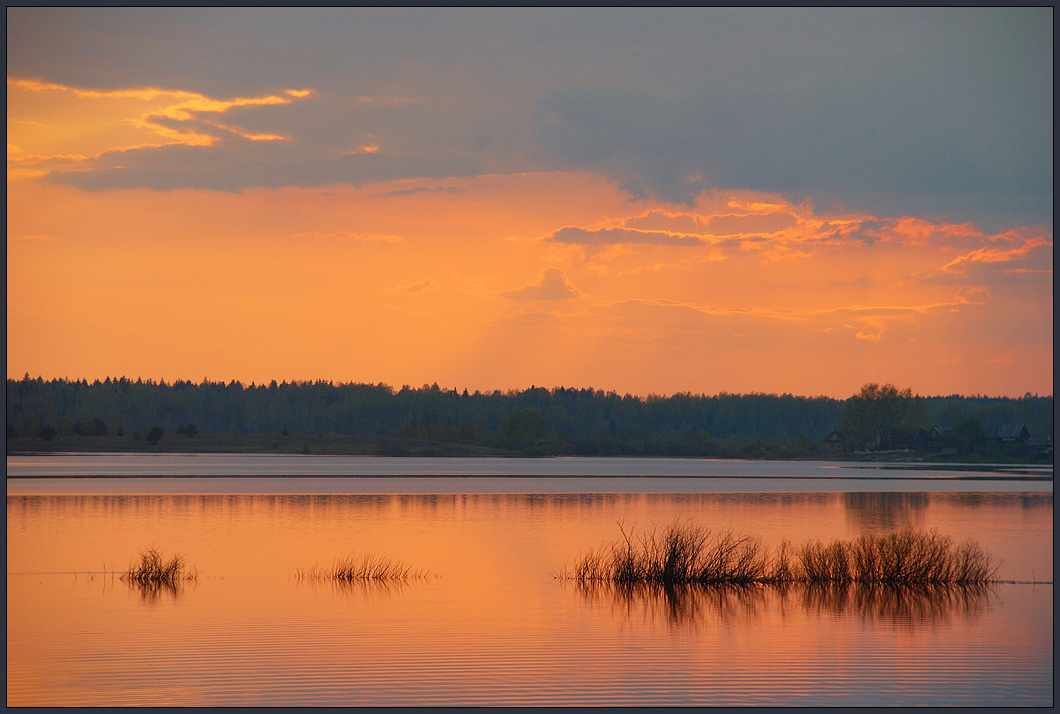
[6, 8, 1053, 399]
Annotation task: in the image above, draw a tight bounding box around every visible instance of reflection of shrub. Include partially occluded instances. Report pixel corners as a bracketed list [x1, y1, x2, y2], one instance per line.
[563, 521, 1000, 585]
[799, 581, 994, 624]
[572, 580, 994, 627]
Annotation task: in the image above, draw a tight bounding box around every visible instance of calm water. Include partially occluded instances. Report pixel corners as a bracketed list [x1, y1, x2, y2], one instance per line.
[7, 456, 1053, 706]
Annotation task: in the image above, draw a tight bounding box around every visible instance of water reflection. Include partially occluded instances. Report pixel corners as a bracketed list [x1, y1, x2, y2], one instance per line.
[294, 577, 418, 601]
[573, 581, 994, 629]
[843, 492, 928, 531]
[797, 582, 993, 626]
[7, 486, 1052, 707]
[574, 581, 764, 627]
[842, 491, 1053, 532]
[125, 578, 196, 604]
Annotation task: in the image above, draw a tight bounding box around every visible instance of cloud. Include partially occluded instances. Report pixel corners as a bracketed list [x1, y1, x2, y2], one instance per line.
[355, 95, 420, 106]
[954, 286, 991, 305]
[584, 287, 993, 347]
[8, 77, 309, 151]
[390, 279, 433, 294]
[859, 216, 983, 246]
[501, 268, 579, 301]
[10, 74, 482, 192]
[490, 310, 563, 328]
[372, 186, 464, 198]
[544, 198, 1034, 269]
[8, 9, 1051, 225]
[985, 354, 1027, 365]
[294, 231, 404, 243]
[44, 142, 481, 192]
[699, 212, 798, 236]
[10, 233, 59, 242]
[936, 234, 1052, 274]
[524, 9, 1051, 214]
[622, 209, 706, 234]
[547, 226, 702, 246]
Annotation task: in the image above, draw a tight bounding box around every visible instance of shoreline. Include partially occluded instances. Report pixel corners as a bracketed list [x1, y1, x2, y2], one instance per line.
[7, 433, 1050, 469]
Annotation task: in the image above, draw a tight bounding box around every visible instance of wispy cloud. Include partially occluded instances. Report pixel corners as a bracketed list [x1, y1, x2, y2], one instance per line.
[583, 287, 992, 345]
[372, 185, 463, 198]
[936, 234, 1052, 273]
[294, 231, 405, 243]
[10, 233, 59, 242]
[501, 268, 579, 301]
[547, 226, 702, 246]
[390, 279, 433, 294]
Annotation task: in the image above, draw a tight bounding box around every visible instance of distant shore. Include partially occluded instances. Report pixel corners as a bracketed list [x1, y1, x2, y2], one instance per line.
[6, 433, 1050, 467]
[6, 433, 521, 458]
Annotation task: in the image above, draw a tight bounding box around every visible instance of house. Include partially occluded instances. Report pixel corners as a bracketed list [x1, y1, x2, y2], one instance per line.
[992, 425, 1030, 443]
[1026, 432, 1053, 458]
[890, 427, 927, 450]
[926, 426, 953, 446]
[823, 430, 845, 451]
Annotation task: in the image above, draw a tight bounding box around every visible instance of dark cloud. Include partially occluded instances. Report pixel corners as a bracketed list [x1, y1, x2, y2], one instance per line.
[531, 74, 1051, 209]
[47, 141, 480, 192]
[10, 8, 1051, 225]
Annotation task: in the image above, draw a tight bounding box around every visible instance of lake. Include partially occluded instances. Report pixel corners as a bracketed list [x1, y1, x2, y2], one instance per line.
[7, 455, 1053, 706]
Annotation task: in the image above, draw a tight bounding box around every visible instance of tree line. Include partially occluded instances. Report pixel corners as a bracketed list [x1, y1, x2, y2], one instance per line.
[6, 376, 1052, 458]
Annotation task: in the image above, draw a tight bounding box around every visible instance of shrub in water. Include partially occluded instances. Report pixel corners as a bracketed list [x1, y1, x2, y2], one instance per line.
[563, 521, 1000, 586]
[121, 548, 197, 586]
[296, 553, 427, 582]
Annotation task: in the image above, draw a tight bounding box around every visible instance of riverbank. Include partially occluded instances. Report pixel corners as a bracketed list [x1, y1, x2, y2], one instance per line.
[5, 433, 519, 458]
[6, 432, 1051, 467]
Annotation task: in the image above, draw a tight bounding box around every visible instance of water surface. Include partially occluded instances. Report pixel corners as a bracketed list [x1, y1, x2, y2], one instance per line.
[6, 456, 1053, 706]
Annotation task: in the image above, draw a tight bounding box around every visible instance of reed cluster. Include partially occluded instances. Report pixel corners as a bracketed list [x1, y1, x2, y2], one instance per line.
[563, 521, 1000, 586]
[296, 554, 427, 582]
[800, 529, 997, 584]
[121, 548, 197, 586]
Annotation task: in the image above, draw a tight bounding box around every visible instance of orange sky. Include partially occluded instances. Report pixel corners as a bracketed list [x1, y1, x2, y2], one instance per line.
[6, 10, 1053, 399]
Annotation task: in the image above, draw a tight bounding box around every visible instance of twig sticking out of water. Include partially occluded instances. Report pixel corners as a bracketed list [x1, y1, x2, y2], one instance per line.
[561, 521, 1001, 586]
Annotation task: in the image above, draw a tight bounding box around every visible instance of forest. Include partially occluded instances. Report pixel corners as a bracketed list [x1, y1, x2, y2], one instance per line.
[5, 376, 1053, 460]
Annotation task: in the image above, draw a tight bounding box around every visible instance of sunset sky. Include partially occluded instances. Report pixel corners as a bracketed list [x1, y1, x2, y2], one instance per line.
[7, 8, 1052, 398]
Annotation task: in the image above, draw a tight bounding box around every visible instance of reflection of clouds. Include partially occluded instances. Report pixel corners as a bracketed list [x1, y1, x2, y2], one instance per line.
[572, 581, 993, 629]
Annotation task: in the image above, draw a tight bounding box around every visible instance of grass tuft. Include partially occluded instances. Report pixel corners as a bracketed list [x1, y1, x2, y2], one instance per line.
[562, 521, 1001, 586]
[120, 548, 197, 587]
[296, 553, 428, 582]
